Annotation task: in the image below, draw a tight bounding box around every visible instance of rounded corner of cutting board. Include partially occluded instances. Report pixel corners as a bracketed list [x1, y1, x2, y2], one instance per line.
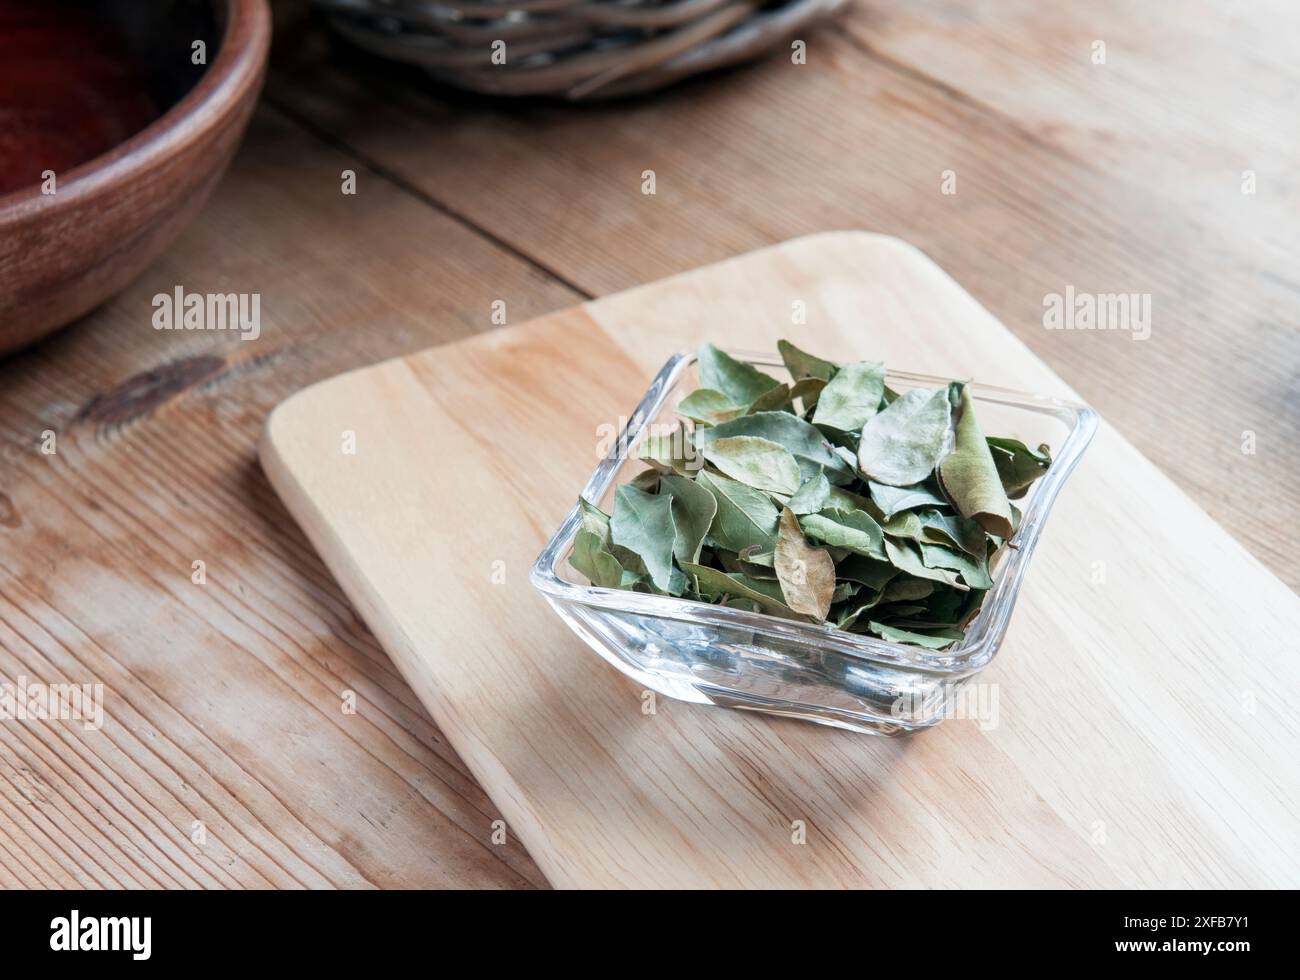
[259, 357, 398, 477]
[781, 229, 937, 266]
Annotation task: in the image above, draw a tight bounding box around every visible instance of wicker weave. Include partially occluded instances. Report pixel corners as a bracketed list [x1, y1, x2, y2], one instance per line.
[316, 0, 846, 100]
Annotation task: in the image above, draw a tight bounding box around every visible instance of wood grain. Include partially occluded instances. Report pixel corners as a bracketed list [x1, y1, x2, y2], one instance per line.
[3, 0, 1297, 889]
[266, 9, 1300, 589]
[262, 233, 1300, 888]
[0, 106, 565, 888]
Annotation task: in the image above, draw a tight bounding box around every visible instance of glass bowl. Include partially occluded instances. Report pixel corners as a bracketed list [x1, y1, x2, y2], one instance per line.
[531, 350, 1097, 736]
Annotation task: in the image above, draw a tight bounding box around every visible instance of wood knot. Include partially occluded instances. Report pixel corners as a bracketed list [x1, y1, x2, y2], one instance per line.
[78, 354, 226, 427]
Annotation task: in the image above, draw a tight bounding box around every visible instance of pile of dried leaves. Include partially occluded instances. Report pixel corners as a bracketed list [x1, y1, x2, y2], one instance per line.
[571, 341, 1051, 650]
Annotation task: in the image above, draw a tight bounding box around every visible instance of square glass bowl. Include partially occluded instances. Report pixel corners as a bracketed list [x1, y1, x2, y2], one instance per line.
[531, 350, 1097, 735]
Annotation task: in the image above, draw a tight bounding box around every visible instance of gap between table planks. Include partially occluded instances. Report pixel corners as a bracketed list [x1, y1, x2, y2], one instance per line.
[261, 232, 1300, 888]
[266, 1, 1300, 591]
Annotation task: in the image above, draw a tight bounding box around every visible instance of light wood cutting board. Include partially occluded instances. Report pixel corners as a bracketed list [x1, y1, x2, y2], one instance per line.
[260, 232, 1300, 888]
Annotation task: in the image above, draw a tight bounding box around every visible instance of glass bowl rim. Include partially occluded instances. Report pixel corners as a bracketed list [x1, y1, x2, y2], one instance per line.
[531, 348, 1098, 673]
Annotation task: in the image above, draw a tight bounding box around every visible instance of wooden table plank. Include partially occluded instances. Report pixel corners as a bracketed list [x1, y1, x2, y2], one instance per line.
[3, 0, 1296, 888]
[847, 0, 1300, 244]
[0, 106, 566, 888]
[267, 16, 1300, 589]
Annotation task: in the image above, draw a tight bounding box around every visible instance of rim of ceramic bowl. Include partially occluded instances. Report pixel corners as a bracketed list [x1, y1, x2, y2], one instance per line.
[0, 0, 272, 218]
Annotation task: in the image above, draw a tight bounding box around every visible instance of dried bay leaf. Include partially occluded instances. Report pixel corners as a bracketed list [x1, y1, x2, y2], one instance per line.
[778, 339, 838, 382]
[937, 385, 1014, 538]
[880, 577, 934, 604]
[696, 470, 780, 555]
[837, 553, 899, 591]
[812, 360, 885, 432]
[702, 436, 803, 495]
[609, 485, 678, 592]
[578, 497, 612, 542]
[698, 342, 781, 406]
[747, 384, 794, 414]
[884, 537, 967, 590]
[627, 468, 662, 493]
[677, 388, 742, 426]
[696, 411, 853, 484]
[774, 507, 837, 621]
[917, 509, 986, 558]
[635, 428, 696, 475]
[987, 436, 1052, 499]
[680, 562, 805, 621]
[789, 377, 828, 412]
[717, 550, 779, 578]
[883, 510, 922, 540]
[570, 529, 625, 589]
[857, 386, 953, 487]
[920, 541, 994, 590]
[660, 474, 717, 564]
[799, 507, 886, 559]
[867, 622, 964, 650]
[868, 479, 948, 518]
[787, 469, 831, 515]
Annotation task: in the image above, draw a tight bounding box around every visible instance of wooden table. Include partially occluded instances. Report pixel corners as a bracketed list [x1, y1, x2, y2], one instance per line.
[0, 1, 1295, 889]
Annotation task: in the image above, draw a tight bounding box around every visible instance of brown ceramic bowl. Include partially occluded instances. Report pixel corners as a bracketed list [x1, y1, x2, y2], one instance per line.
[0, 0, 271, 356]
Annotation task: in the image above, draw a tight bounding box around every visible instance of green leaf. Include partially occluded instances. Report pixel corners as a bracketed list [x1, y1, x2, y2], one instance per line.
[867, 479, 948, 518]
[577, 497, 612, 542]
[920, 542, 994, 589]
[884, 537, 966, 590]
[698, 343, 781, 406]
[937, 385, 1014, 538]
[799, 507, 886, 559]
[702, 436, 803, 494]
[787, 469, 831, 515]
[634, 428, 696, 475]
[609, 485, 677, 592]
[883, 511, 922, 540]
[917, 509, 986, 558]
[811, 360, 886, 432]
[660, 475, 717, 565]
[677, 388, 742, 426]
[837, 554, 899, 590]
[778, 339, 838, 382]
[789, 377, 828, 413]
[867, 622, 964, 650]
[696, 470, 780, 554]
[747, 384, 794, 414]
[857, 386, 953, 487]
[880, 578, 934, 603]
[695, 411, 853, 484]
[774, 507, 837, 621]
[824, 483, 882, 517]
[570, 529, 625, 589]
[831, 581, 860, 604]
[680, 562, 804, 621]
[717, 550, 779, 578]
[986, 436, 1052, 499]
[627, 468, 661, 493]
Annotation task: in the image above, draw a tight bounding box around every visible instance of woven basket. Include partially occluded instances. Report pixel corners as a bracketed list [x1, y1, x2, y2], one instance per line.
[315, 0, 847, 100]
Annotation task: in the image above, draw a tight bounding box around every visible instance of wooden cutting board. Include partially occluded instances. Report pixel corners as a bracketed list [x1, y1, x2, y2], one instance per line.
[260, 232, 1300, 888]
